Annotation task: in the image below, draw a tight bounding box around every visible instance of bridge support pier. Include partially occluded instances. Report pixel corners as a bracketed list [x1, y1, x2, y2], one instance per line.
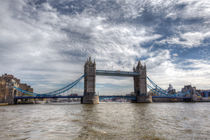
[134, 61, 152, 103]
[82, 57, 99, 104]
[82, 95, 99, 104]
[136, 95, 152, 103]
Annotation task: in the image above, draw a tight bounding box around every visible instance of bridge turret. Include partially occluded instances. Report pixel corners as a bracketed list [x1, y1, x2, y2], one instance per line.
[83, 57, 99, 104]
[133, 60, 152, 103]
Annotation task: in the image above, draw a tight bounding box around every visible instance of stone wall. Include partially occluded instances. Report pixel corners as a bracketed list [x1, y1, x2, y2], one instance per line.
[18, 83, 33, 96]
[83, 57, 99, 104]
[84, 57, 96, 95]
[0, 74, 33, 104]
[0, 77, 7, 103]
[133, 61, 147, 96]
[133, 61, 152, 103]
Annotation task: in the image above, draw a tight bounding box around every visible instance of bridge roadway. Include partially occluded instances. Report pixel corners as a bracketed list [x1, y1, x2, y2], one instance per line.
[15, 95, 191, 100]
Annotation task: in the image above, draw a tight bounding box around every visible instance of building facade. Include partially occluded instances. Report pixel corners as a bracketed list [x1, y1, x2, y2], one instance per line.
[0, 74, 33, 104]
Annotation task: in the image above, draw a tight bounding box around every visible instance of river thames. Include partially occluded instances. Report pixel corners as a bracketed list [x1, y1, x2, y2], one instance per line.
[0, 103, 210, 140]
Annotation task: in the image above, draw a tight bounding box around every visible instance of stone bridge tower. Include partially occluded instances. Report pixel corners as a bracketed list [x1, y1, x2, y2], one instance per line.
[133, 61, 152, 103]
[82, 57, 99, 104]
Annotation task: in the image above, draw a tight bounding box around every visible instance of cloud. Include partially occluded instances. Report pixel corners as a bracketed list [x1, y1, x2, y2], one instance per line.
[0, 0, 160, 93]
[0, 0, 210, 95]
[146, 50, 210, 91]
[159, 32, 210, 47]
[158, 0, 210, 48]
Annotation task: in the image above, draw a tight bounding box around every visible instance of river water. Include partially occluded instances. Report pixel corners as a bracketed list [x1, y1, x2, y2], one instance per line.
[0, 102, 210, 140]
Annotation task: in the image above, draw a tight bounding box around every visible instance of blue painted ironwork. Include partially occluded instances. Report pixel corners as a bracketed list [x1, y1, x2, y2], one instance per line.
[147, 76, 191, 97]
[41, 75, 84, 95]
[16, 95, 136, 100]
[14, 75, 85, 97]
[147, 76, 168, 94]
[96, 70, 139, 77]
[147, 84, 167, 96]
[14, 71, 192, 100]
[13, 87, 38, 96]
[15, 95, 191, 100]
[15, 95, 83, 99]
[152, 96, 191, 99]
[42, 75, 85, 96]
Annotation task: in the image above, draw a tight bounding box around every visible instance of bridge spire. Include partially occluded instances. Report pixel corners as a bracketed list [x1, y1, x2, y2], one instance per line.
[133, 61, 152, 103]
[83, 57, 99, 104]
[137, 60, 141, 67]
[89, 56, 91, 62]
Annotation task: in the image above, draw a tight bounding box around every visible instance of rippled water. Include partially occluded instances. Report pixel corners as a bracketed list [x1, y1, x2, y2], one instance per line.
[0, 102, 210, 140]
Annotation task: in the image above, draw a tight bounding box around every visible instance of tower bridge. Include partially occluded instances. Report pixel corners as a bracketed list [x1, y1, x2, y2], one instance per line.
[0, 57, 196, 105]
[82, 57, 151, 104]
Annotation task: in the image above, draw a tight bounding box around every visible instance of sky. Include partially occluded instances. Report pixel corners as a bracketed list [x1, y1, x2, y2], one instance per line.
[0, 0, 210, 95]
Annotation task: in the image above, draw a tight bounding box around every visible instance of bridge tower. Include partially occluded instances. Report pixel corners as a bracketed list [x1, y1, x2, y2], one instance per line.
[133, 61, 152, 103]
[82, 57, 99, 104]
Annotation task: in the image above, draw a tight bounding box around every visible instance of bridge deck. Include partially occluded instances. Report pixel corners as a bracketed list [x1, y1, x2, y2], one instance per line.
[15, 96, 191, 100]
[152, 96, 191, 99]
[96, 70, 139, 77]
[15, 96, 83, 99]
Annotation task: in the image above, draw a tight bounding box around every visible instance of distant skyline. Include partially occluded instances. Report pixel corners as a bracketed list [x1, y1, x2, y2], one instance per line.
[0, 0, 210, 95]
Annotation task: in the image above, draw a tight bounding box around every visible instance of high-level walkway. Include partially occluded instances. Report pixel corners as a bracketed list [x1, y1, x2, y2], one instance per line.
[96, 70, 139, 77]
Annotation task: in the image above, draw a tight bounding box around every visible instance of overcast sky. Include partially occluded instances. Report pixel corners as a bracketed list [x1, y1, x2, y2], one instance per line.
[0, 0, 210, 95]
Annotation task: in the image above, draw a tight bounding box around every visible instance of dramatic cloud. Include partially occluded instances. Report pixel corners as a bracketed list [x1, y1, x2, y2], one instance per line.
[0, 0, 210, 94]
